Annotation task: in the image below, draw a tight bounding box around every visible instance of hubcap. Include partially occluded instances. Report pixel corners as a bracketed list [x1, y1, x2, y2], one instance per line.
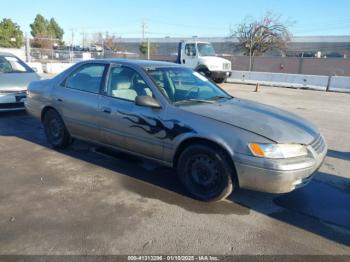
[188, 154, 220, 189]
[49, 119, 61, 138]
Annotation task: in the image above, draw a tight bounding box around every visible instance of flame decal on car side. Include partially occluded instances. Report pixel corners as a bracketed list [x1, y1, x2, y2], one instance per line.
[118, 111, 196, 140]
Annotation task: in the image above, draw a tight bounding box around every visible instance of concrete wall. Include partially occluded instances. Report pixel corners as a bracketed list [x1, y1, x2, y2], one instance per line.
[225, 56, 350, 77]
[150, 55, 350, 77]
[329, 76, 350, 92]
[44, 63, 74, 74]
[27, 62, 44, 74]
[228, 70, 350, 93]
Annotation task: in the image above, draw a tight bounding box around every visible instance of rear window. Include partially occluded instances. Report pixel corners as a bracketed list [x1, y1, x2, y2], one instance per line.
[0, 56, 33, 73]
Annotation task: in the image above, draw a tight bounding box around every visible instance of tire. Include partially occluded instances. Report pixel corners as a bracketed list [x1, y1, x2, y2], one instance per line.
[213, 77, 227, 84]
[43, 109, 71, 148]
[177, 144, 234, 202]
[196, 67, 211, 78]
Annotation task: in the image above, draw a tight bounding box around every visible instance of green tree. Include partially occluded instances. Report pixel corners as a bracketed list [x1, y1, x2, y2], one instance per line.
[30, 14, 47, 37]
[0, 18, 23, 48]
[139, 42, 148, 55]
[139, 41, 157, 57]
[30, 14, 64, 47]
[47, 18, 64, 40]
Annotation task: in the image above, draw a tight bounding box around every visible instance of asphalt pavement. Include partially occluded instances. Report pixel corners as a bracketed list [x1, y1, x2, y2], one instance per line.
[0, 83, 349, 255]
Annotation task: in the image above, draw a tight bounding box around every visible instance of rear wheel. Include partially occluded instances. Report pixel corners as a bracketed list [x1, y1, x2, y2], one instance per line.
[177, 144, 234, 202]
[43, 109, 71, 148]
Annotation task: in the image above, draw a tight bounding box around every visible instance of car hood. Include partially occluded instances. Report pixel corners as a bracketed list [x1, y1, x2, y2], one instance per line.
[198, 56, 230, 64]
[0, 73, 40, 92]
[181, 98, 319, 145]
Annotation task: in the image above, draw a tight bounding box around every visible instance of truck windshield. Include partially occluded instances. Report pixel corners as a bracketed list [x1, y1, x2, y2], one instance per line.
[0, 56, 33, 73]
[146, 67, 231, 105]
[197, 43, 216, 56]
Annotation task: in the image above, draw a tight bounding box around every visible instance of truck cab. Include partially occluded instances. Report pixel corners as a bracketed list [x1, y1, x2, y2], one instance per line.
[177, 41, 232, 83]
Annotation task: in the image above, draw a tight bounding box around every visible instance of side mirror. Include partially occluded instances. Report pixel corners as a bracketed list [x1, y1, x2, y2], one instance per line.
[135, 96, 161, 109]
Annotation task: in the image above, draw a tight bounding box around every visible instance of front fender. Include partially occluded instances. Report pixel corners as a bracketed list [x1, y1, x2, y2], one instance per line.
[164, 132, 236, 167]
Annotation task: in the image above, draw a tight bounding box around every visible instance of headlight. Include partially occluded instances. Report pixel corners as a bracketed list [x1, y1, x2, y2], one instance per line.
[248, 143, 308, 159]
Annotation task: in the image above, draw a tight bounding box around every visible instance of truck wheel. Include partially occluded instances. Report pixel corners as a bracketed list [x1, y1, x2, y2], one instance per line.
[196, 67, 211, 78]
[213, 77, 227, 84]
[177, 144, 234, 202]
[43, 109, 71, 148]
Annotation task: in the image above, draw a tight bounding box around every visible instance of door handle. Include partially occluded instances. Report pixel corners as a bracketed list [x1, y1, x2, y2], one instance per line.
[182, 59, 186, 64]
[57, 98, 63, 102]
[102, 107, 111, 114]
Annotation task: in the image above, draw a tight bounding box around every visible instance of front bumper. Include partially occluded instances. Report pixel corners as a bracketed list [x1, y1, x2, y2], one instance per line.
[234, 135, 327, 193]
[0, 92, 26, 111]
[210, 71, 232, 79]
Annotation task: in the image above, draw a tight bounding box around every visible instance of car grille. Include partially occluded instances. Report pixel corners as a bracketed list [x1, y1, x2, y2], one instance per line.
[310, 135, 326, 154]
[223, 63, 231, 70]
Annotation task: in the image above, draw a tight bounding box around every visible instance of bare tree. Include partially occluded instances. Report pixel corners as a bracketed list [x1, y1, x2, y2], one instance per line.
[235, 12, 292, 71]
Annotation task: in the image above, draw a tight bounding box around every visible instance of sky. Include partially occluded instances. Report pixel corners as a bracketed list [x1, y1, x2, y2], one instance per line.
[1, 0, 350, 43]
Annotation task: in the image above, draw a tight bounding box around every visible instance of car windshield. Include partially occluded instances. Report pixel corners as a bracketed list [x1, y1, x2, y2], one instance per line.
[146, 67, 231, 105]
[0, 55, 33, 73]
[197, 43, 216, 56]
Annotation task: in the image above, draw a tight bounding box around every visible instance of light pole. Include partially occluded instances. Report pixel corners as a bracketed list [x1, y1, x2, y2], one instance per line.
[147, 38, 150, 60]
[248, 33, 254, 72]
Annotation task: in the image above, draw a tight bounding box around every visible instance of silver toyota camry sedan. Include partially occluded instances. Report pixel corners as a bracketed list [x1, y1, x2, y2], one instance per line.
[25, 59, 327, 202]
[0, 52, 40, 111]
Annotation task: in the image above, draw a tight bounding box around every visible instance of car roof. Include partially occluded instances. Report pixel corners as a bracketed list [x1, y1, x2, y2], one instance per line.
[0, 52, 15, 57]
[88, 59, 181, 69]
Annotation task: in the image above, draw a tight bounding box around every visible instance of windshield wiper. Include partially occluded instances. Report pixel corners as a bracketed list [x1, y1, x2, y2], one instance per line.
[206, 95, 232, 101]
[174, 99, 215, 105]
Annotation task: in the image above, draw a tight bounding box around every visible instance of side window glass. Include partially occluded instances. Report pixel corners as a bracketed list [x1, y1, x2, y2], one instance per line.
[185, 44, 191, 56]
[65, 64, 105, 94]
[107, 66, 153, 101]
[191, 44, 196, 56]
[185, 44, 196, 56]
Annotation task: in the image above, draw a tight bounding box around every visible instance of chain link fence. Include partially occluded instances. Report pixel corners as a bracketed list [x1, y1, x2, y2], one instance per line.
[27, 43, 350, 76]
[29, 48, 139, 63]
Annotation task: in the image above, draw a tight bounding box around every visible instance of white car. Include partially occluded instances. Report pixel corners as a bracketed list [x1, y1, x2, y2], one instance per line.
[0, 52, 40, 111]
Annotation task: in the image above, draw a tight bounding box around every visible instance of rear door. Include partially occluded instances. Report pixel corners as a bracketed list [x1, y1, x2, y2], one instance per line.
[52, 62, 108, 142]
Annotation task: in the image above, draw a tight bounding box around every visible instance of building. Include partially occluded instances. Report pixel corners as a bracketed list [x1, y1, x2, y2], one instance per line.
[114, 36, 350, 58]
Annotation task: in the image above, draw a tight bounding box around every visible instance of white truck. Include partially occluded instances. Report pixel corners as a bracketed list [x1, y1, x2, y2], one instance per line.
[176, 41, 232, 83]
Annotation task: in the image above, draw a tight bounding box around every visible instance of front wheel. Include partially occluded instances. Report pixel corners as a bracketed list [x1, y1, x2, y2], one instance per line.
[43, 109, 71, 148]
[213, 77, 227, 84]
[177, 144, 234, 202]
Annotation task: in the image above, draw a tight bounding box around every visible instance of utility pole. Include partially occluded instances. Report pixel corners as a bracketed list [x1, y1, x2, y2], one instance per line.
[249, 32, 254, 72]
[25, 32, 31, 63]
[50, 34, 54, 60]
[69, 28, 75, 63]
[102, 33, 105, 58]
[147, 38, 150, 60]
[142, 19, 147, 39]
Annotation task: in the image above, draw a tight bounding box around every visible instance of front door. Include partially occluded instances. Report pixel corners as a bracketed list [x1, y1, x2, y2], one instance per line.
[182, 43, 198, 69]
[99, 65, 164, 161]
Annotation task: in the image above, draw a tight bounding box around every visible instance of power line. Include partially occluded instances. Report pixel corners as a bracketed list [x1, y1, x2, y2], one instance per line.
[146, 18, 235, 31]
